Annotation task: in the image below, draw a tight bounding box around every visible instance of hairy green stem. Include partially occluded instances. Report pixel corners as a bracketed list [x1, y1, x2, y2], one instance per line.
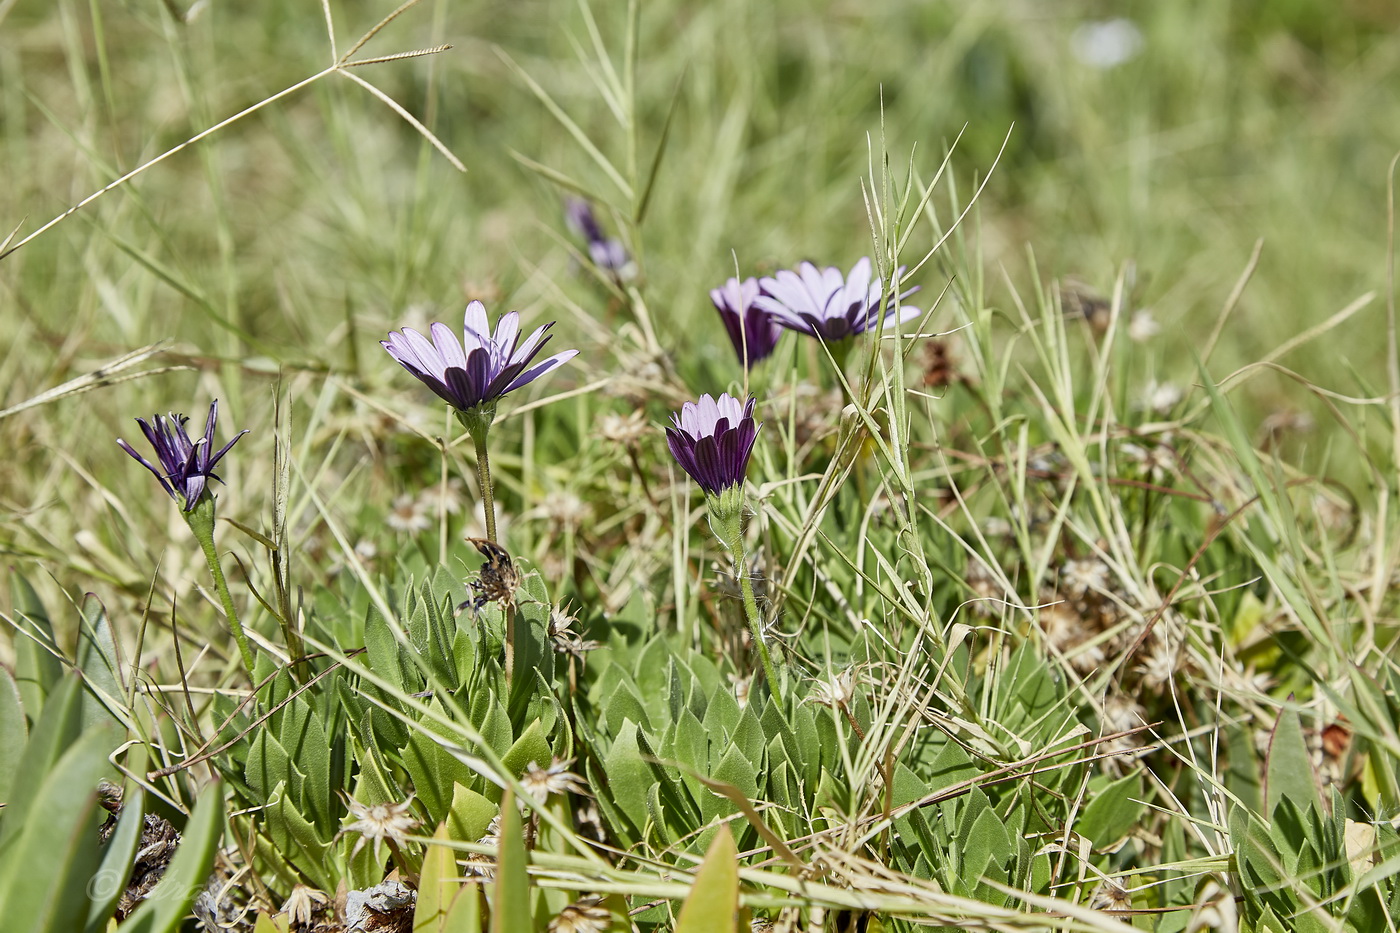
[709, 489, 782, 698]
[474, 433, 498, 544]
[185, 498, 256, 676]
[461, 404, 499, 544]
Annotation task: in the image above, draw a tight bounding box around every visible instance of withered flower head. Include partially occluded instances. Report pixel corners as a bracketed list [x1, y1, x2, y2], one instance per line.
[522, 758, 591, 802]
[464, 537, 521, 611]
[548, 895, 612, 933]
[341, 793, 419, 860]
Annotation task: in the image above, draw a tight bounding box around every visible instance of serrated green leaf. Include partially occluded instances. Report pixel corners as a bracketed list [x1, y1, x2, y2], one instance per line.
[268, 782, 335, 893]
[403, 724, 478, 823]
[961, 802, 1011, 895]
[675, 823, 738, 933]
[364, 606, 408, 691]
[600, 720, 652, 835]
[121, 780, 225, 933]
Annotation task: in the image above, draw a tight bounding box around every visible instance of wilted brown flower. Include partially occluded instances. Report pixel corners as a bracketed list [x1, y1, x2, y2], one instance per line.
[548, 895, 612, 933]
[341, 794, 419, 860]
[522, 758, 591, 803]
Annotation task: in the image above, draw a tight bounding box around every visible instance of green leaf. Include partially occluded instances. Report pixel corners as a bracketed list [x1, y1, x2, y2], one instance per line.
[75, 597, 123, 730]
[0, 667, 27, 801]
[1267, 707, 1324, 819]
[675, 823, 739, 933]
[961, 800, 1011, 895]
[1077, 772, 1144, 850]
[403, 716, 478, 822]
[9, 572, 64, 718]
[448, 783, 499, 843]
[264, 781, 335, 893]
[502, 719, 553, 778]
[122, 780, 225, 933]
[600, 720, 653, 835]
[491, 790, 534, 933]
[416, 822, 482, 933]
[0, 728, 112, 933]
[364, 605, 409, 691]
[0, 673, 85, 852]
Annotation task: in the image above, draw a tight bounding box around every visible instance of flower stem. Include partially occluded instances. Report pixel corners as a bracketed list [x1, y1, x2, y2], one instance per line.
[461, 405, 499, 544]
[473, 433, 498, 544]
[733, 547, 781, 696]
[184, 498, 256, 676]
[713, 513, 782, 698]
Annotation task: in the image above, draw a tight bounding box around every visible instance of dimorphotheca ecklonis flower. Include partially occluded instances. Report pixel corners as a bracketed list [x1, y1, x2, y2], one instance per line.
[755, 257, 920, 342]
[117, 400, 246, 511]
[382, 300, 578, 416]
[664, 393, 760, 495]
[710, 276, 783, 368]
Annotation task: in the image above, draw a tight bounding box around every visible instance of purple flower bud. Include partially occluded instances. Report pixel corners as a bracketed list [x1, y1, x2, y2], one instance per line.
[754, 257, 921, 342]
[117, 400, 246, 511]
[710, 276, 783, 368]
[665, 393, 760, 495]
[382, 301, 579, 414]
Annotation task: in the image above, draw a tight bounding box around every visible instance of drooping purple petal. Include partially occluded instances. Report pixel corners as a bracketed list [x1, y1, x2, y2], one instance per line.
[384, 302, 578, 415]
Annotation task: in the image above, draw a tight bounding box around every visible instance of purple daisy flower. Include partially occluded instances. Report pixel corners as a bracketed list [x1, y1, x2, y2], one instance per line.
[565, 198, 632, 275]
[665, 393, 760, 495]
[754, 257, 921, 342]
[710, 276, 783, 368]
[382, 301, 579, 414]
[117, 400, 246, 511]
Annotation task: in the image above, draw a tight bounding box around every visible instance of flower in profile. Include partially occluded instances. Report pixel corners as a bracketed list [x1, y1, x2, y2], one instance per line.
[710, 276, 783, 368]
[565, 198, 633, 277]
[381, 300, 578, 419]
[665, 393, 760, 496]
[755, 257, 920, 342]
[117, 400, 246, 511]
